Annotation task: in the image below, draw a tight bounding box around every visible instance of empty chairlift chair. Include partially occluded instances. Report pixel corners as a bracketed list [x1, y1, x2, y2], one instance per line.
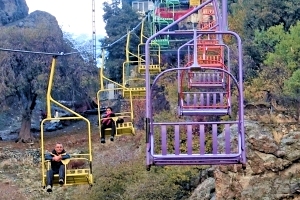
[178, 91, 231, 116]
[144, 0, 246, 170]
[137, 19, 162, 75]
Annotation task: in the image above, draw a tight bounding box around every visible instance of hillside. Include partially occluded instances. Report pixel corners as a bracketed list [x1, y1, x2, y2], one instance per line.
[0, 114, 201, 200]
[2, 107, 300, 199]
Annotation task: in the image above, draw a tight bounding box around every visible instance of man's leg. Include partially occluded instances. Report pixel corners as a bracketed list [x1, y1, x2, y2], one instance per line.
[110, 122, 116, 141]
[101, 124, 107, 143]
[46, 169, 54, 192]
[101, 125, 105, 138]
[58, 165, 65, 185]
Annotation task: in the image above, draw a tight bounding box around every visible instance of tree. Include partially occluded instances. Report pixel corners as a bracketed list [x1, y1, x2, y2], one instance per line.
[0, 11, 99, 142]
[100, 1, 140, 82]
[243, 0, 300, 37]
[253, 21, 300, 120]
[240, 0, 300, 73]
[283, 70, 300, 121]
[252, 24, 285, 68]
[265, 21, 300, 73]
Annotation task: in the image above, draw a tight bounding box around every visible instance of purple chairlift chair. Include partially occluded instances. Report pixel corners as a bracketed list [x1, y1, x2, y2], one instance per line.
[144, 0, 246, 170]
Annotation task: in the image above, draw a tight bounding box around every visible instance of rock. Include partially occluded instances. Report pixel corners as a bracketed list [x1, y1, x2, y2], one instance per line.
[0, 0, 28, 26]
[189, 177, 215, 200]
[44, 121, 63, 132]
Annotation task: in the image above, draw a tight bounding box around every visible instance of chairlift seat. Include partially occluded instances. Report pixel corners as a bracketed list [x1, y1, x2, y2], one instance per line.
[152, 155, 243, 166]
[43, 158, 93, 187]
[166, 0, 180, 6]
[123, 87, 146, 97]
[146, 122, 246, 169]
[138, 64, 161, 74]
[178, 107, 229, 116]
[188, 82, 224, 88]
[178, 92, 231, 116]
[154, 16, 174, 23]
[151, 39, 169, 47]
[104, 122, 135, 136]
[188, 72, 225, 88]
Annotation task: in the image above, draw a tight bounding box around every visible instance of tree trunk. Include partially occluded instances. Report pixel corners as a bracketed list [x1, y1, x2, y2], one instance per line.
[18, 117, 33, 143]
[17, 94, 37, 143]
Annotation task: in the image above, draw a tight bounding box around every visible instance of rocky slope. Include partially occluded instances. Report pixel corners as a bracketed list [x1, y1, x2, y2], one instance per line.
[0, 0, 28, 26]
[189, 107, 300, 200]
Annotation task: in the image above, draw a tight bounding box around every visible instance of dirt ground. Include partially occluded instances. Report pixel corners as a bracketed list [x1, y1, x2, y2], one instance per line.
[0, 114, 102, 200]
[2, 114, 100, 150]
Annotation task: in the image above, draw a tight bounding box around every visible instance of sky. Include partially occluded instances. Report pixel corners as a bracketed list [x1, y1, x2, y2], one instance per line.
[25, 0, 107, 39]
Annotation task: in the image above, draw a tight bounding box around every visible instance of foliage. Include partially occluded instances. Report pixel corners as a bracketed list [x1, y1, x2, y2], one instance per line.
[284, 69, 300, 99]
[84, 134, 201, 200]
[246, 21, 300, 117]
[227, 0, 247, 38]
[265, 21, 300, 73]
[243, 0, 300, 37]
[252, 24, 285, 66]
[236, 0, 300, 75]
[0, 12, 99, 141]
[101, 1, 140, 82]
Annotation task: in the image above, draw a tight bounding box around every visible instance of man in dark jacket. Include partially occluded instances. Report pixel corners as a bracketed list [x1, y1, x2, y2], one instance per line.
[45, 142, 70, 192]
[100, 107, 116, 143]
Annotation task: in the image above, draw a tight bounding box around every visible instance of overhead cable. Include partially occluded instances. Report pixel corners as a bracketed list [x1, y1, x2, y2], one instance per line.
[0, 11, 150, 55]
[102, 12, 150, 49]
[0, 47, 79, 56]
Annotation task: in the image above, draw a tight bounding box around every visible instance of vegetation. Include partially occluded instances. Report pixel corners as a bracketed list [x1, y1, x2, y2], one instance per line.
[225, 0, 300, 118]
[2, 0, 300, 198]
[0, 13, 99, 142]
[100, 1, 140, 82]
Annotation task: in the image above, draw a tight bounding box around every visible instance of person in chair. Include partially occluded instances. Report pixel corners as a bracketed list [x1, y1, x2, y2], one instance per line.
[45, 142, 70, 192]
[100, 107, 116, 143]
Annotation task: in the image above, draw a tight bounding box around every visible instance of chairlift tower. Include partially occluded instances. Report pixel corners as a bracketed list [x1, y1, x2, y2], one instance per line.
[92, 0, 96, 66]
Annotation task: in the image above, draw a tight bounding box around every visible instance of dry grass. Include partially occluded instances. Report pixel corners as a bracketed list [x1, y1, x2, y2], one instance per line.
[0, 182, 27, 200]
[0, 113, 200, 200]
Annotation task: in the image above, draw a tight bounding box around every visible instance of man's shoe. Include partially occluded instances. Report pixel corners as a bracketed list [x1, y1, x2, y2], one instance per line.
[110, 136, 114, 141]
[101, 138, 106, 143]
[59, 179, 64, 185]
[46, 185, 52, 192]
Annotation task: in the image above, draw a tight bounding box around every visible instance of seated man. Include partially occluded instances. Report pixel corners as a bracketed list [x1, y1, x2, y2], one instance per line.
[45, 142, 70, 192]
[100, 107, 116, 143]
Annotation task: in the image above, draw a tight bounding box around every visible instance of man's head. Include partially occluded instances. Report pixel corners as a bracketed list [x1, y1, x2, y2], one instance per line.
[55, 142, 64, 154]
[106, 107, 113, 114]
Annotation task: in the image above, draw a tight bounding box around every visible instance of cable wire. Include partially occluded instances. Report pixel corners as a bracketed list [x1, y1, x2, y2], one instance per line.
[102, 12, 150, 49]
[0, 47, 79, 56]
[0, 10, 150, 55]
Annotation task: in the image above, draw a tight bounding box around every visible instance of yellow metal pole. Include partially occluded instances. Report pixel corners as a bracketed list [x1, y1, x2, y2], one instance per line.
[130, 90, 134, 120]
[100, 49, 105, 90]
[97, 89, 102, 138]
[126, 32, 130, 62]
[140, 19, 144, 44]
[46, 56, 57, 118]
[43, 56, 93, 186]
[122, 62, 127, 88]
[41, 120, 45, 187]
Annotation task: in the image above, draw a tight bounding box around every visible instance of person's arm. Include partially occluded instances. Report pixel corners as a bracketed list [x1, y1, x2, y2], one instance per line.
[61, 153, 70, 160]
[45, 153, 53, 160]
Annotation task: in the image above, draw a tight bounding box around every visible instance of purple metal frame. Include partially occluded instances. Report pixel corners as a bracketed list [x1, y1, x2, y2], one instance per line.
[144, 0, 245, 170]
[177, 33, 231, 90]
